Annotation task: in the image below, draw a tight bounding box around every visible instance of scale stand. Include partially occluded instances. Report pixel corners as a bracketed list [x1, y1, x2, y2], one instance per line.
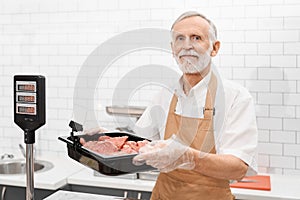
[14, 75, 46, 200]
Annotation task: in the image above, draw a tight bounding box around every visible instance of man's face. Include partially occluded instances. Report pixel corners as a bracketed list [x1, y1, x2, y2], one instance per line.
[171, 16, 213, 74]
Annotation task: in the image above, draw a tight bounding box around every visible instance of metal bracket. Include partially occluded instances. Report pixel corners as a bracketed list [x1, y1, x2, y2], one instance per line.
[203, 107, 215, 116]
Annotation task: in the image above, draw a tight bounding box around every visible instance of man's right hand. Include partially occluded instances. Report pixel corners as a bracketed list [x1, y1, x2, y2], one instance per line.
[83, 127, 109, 135]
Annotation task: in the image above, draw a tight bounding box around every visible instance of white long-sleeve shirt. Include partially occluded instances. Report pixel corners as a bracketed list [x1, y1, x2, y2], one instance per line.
[133, 71, 258, 175]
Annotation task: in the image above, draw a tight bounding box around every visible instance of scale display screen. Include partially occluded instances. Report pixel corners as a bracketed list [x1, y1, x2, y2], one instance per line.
[16, 92, 36, 103]
[16, 81, 36, 92]
[18, 96, 34, 102]
[16, 103, 36, 115]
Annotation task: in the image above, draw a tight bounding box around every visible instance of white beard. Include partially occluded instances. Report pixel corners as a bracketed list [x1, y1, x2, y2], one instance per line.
[176, 48, 212, 74]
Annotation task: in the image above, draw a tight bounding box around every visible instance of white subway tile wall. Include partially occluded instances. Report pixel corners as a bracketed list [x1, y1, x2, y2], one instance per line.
[0, 0, 300, 175]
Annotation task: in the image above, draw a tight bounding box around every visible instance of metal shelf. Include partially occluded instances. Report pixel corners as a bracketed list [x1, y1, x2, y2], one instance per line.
[106, 106, 146, 118]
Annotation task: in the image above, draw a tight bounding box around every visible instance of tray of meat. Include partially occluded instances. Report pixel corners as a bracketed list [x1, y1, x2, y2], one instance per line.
[58, 131, 155, 176]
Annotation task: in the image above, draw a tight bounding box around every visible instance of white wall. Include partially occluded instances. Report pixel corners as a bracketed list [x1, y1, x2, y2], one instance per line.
[0, 0, 300, 175]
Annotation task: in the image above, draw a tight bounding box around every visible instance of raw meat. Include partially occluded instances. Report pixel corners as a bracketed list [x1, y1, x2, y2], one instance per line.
[121, 144, 138, 154]
[124, 141, 139, 152]
[80, 135, 149, 156]
[137, 140, 149, 148]
[79, 137, 86, 145]
[106, 136, 128, 149]
[98, 135, 111, 141]
[83, 140, 118, 155]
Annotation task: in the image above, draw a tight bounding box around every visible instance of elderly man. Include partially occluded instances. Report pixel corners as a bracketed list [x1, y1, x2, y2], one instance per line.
[132, 11, 258, 200]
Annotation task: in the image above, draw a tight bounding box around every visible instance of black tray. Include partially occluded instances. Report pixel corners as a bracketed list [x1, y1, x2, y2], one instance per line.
[58, 132, 155, 176]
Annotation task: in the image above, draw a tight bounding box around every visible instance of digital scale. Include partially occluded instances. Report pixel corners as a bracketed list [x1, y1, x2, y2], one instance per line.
[14, 75, 46, 200]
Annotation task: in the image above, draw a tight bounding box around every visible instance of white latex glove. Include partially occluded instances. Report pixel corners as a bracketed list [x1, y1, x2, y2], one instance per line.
[133, 135, 195, 173]
[83, 127, 109, 135]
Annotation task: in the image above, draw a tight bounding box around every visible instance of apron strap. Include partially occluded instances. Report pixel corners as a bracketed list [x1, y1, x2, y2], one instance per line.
[204, 72, 218, 119]
[169, 94, 178, 113]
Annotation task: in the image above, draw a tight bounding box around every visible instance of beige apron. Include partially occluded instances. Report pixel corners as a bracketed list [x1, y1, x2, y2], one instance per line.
[150, 73, 234, 200]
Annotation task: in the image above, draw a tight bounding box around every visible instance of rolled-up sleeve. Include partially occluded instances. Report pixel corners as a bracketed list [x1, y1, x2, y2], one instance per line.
[217, 95, 258, 176]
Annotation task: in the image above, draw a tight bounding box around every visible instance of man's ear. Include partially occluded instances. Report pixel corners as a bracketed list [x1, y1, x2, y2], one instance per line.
[210, 41, 220, 57]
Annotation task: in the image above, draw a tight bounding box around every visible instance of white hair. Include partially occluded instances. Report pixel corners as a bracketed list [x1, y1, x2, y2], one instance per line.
[171, 11, 217, 42]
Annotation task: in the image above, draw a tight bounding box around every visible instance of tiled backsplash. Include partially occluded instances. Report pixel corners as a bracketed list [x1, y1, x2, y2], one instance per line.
[0, 0, 300, 175]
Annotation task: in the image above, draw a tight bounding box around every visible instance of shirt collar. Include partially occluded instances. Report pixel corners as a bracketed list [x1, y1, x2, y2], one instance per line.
[174, 70, 212, 97]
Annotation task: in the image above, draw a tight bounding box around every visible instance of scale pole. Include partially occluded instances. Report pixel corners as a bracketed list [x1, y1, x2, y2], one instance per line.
[26, 144, 34, 200]
[25, 130, 35, 200]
